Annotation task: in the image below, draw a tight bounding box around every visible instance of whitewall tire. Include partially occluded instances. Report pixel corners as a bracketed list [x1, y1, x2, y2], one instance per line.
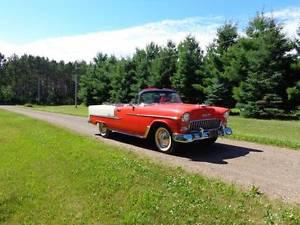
[154, 126, 177, 153]
[98, 123, 111, 138]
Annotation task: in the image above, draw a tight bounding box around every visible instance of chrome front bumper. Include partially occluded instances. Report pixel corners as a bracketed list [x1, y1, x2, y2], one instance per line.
[173, 126, 232, 143]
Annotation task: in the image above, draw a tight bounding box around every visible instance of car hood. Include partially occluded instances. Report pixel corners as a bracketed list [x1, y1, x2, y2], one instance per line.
[139, 103, 229, 120]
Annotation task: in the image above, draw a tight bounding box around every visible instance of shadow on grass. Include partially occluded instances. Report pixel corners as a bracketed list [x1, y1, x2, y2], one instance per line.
[96, 132, 263, 165]
[0, 195, 22, 223]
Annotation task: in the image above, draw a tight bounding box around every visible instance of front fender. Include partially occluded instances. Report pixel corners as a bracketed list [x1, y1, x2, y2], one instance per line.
[147, 119, 180, 137]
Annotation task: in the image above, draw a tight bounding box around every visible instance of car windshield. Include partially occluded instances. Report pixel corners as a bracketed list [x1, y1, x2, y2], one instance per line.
[139, 91, 182, 104]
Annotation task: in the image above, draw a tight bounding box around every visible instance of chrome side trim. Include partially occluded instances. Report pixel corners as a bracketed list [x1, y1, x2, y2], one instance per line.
[90, 115, 120, 120]
[126, 113, 178, 120]
[111, 130, 145, 139]
[111, 125, 151, 139]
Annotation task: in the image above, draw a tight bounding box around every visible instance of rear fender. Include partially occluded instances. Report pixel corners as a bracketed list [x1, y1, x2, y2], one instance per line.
[89, 115, 107, 125]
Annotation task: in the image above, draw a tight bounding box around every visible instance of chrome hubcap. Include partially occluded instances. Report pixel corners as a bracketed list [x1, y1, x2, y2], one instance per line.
[98, 123, 107, 135]
[155, 127, 171, 151]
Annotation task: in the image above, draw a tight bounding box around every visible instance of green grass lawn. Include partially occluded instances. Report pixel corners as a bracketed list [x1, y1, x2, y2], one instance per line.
[1, 109, 300, 224]
[30, 105, 88, 117]
[28, 105, 300, 150]
[229, 116, 300, 149]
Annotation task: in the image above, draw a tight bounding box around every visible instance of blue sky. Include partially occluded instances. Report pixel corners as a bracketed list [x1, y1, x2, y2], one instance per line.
[0, 0, 300, 61]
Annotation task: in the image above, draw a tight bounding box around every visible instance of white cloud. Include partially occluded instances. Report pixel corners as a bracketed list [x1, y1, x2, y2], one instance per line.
[266, 7, 300, 38]
[0, 40, 18, 56]
[0, 17, 223, 62]
[0, 7, 299, 62]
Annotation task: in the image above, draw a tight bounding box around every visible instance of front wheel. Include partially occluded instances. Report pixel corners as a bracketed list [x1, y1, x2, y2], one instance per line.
[154, 126, 177, 154]
[98, 122, 111, 138]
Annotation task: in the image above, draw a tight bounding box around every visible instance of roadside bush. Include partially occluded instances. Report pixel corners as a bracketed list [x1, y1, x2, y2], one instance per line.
[230, 108, 240, 116]
[24, 103, 33, 107]
[239, 105, 299, 120]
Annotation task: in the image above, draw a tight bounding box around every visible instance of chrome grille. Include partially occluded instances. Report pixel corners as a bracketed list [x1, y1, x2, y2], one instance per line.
[189, 119, 221, 131]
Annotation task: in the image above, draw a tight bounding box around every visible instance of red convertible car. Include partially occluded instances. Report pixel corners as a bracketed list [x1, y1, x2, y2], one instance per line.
[88, 88, 232, 153]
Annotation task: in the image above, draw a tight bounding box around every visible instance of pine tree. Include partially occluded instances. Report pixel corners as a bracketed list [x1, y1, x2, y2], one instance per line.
[203, 23, 238, 107]
[79, 53, 115, 105]
[110, 59, 135, 103]
[171, 35, 204, 103]
[286, 26, 300, 110]
[150, 41, 177, 88]
[130, 42, 160, 97]
[0, 53, 13, 104]
[233, 13, 293, 118]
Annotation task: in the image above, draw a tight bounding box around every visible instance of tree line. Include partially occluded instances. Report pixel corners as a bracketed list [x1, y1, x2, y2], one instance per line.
[0, 13, 300, 119]
[0, 54, 87, 105]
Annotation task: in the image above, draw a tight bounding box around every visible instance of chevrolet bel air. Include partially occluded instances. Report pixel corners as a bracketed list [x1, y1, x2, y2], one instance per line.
[88, 88, 232, 153]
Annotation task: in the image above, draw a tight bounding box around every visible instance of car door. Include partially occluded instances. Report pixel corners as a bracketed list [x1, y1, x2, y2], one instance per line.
[114, 105, 146, 136]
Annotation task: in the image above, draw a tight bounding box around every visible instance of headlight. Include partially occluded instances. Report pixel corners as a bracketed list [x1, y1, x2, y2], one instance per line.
[224, 111, 229, 119]
[181, 113, 190, 122]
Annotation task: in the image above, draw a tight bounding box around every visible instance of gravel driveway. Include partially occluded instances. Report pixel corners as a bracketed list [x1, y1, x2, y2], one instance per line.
[1, 105, 300, 203]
